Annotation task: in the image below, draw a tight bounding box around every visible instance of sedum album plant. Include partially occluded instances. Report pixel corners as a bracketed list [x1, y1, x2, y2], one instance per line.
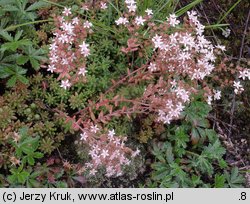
[46, 1, 249, 178]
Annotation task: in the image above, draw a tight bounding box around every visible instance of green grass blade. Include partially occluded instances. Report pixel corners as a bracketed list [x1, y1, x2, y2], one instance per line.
[217, 0, 242, 24]
[155, 0, 174, 15]
[41, 0, 64, 8]
[175, 0, 203, 17]
[205, 23, 230, 29]
[107, 0, 121, 15]
[4, 19, 52, 31]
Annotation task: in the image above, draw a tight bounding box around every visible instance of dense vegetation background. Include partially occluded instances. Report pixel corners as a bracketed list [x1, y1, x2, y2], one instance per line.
[0, 0, 249, 187]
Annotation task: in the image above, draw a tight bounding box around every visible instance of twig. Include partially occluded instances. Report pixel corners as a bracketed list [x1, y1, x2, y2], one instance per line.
[56, 147, 64, 161]
[228, 9, 250, 138]
[239, 10, 250, 59]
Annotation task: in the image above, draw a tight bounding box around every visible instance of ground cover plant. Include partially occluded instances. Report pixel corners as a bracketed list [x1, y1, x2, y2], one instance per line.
[0, 0, 249, 187]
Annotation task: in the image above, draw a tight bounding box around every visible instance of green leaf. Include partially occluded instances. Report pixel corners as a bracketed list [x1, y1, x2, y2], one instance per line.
[152, 166, 169, 181]
[191, 175, 202, 187]
[17, 55, 29, 65]
[6, 75, 17, 87]
[21, 46, 47, 70]
[55, 181, 68, 188]
[17, 171, 29, 184]
[196, 155, 214, 176]
[203, 140, 226, 159]
[174, 127, 189, 148]
[26, 1, 49, 11]
[225, 167, 245, 188]
[33, 152, 44, 159]
[0, 67, 12, 78]
[17, 75, 29, 84]
[3, 5, 19, 12]
[1, 39, 32, 52]
[218, 159, 228, 169]
[14, 30, 23, 41]
[7, 174, 18, 184]
[0, 31, 13, 41]
[27, 156, 35, 166]
[214, 174, 226, 188]
[205, 129, 218, 142]
[18, 136, 40, 155]
[30, 58, 40, 70]
[27, 179, 40, 188]
[165, 143, 174, 164]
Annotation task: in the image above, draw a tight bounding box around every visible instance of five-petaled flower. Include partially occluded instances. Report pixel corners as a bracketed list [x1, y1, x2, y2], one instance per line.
[60, 79, 71, 90]
[63, 7, 72, 16]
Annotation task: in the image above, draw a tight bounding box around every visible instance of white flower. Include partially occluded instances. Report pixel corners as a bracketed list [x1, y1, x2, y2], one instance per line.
[89, 149, 97, 158]
[101, 149, 109, 158]
[58, 34, 68, 43]
[115, 17, 129, 25]
[162, 116, 171, 124]
[213, 90, 221, 100]
[216, 45, 226, 51]
[92, 145, 101, 153]
[152, 34, 164, 49]
[61, 59, 69, 65]
[239, 69, 250, 80]
[148, 62, 157, 72]
[168, 13, 180, 27]
[176, 102, 185, 112]
[175, 87, 190, 102]
[166, 99, 174, 108]
[233, 81, 244, 94]
[48, 65, 56, 73]
[222, 28, 231, 38]
[145, 8, 153, 16]
[60, 79, 71, 90]
[61, 22, 74, 35]
[85, 162, 93, 168]
[125, 0, 136, 4]
[78, 67, 87, 76]
[80, 132, 88, 141]
[180, 33, 195, 49]
[100, 2, 108, 10]
[72, 17, 79, 25]
[113, 138, 120, 146]
[89, 168, 97, 176]
[90, 125, 99, 133]
[62, 7, 71, 16]
[169, 108, 181, 118]
[179, 52, 191, 61]
[49, 43, 57, 51]
[135, 16, 146, 26]
[132, 148, 140, 157]
[207, 95, 213, 105]
[233, 81, 242, 89]
[50, 55, 58, 63]
[82, 5, 89, 11]
[79, 41, 90, 57]
[106, 166, 115, 177]
[127, 4, 137, 12]
[170, 80, 177, 88]
[108, 129, 115, 140]
[84, 21, 93, 29]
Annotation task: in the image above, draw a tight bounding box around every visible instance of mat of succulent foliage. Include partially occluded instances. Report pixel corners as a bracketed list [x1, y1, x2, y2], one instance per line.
[0, 0, 249, 188]
[47, 1, 249, 179]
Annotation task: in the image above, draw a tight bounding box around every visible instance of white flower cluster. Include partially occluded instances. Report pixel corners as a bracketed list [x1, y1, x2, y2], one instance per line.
[48, 7, 92, 90]
[80, 128, 140, 177]
[125, 0, 137, 13]
[149, 11, 229, 122]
